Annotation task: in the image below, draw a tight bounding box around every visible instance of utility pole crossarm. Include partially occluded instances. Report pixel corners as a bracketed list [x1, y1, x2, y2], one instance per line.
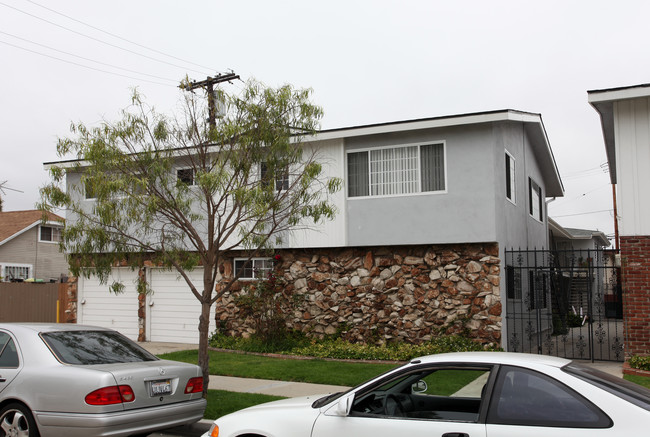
[180, 72, 240, 131]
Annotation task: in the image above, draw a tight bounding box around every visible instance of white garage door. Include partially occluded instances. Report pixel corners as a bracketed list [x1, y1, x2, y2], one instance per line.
[77, 268, 140, 340]
[147, 269, 216, 344]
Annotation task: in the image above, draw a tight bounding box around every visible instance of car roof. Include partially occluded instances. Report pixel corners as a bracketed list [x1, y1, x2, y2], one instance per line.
[411, 351, 572, 369]
[0, 323, 113, 334]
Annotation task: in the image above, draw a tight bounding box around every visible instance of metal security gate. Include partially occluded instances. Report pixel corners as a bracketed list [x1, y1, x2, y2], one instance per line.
[505, 248, 624, 362]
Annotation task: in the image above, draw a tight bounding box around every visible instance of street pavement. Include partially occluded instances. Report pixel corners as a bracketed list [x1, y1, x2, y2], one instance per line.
[141, 341, 625, 437]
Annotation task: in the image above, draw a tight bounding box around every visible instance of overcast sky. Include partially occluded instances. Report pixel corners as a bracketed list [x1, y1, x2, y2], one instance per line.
[1, 0, 648, 242]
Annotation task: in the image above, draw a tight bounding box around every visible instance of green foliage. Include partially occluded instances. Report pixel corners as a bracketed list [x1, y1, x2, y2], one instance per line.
[210, 331, 310, 353]
[210, 334, 501, 362]
[39, 79, 341, 295]
[235, 271, 302, 346]
[629, 355, 650, 371]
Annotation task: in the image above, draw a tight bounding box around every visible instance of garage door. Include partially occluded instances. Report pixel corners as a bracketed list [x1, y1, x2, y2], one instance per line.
[77, 268, 140, 340]
[146, 268, 216, 344]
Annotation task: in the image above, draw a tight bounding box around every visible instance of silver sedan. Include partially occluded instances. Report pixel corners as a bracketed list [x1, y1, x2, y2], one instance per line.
[0, 323, 206, 437]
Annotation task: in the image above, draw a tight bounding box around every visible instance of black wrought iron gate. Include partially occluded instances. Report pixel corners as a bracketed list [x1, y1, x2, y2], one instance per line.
[505, 248, 624, 362]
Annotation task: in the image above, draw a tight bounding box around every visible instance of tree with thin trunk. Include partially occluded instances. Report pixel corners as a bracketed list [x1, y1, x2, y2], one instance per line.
[39, 79, 341, 394]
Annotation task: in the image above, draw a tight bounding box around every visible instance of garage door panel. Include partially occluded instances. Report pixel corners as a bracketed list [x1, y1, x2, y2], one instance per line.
[78, 269, 139, 340]
[148, 269, 216, 344]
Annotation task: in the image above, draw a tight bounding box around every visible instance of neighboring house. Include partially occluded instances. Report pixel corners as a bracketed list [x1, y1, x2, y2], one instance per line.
[0, 210, 67, 282]
[548, 217, 610, 252]
[52, 109, 564, 346]
[589, 84, 650, 359]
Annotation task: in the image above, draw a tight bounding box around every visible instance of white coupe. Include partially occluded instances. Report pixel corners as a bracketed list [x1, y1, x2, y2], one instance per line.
[203, 351, 650, 437]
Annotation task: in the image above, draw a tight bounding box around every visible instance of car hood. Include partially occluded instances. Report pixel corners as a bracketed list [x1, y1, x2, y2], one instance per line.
[215, 394, 328, 437]
[240, 394, 329, 412]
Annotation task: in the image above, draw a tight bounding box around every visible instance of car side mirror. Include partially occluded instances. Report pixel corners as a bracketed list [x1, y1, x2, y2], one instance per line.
[325, 394, 353, 417]
[411, 380, 428, 394]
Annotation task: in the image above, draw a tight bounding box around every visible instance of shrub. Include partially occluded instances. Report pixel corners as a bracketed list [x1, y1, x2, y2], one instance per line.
[629, 355, 650, 371]
[234, 269, 300, 345]
[210, 333, 501, 361]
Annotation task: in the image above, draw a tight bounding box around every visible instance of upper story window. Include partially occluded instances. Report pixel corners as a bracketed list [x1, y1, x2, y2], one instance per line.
[505, 151, 516, 203]
[347, 143, 445, 198]
[260, 162, 289, 191]
[84, 177, 96, 199]
[234, 258, 273, 280]
[529, 178, 543, 222]
[40, 225, 62, 243]
[177, 168, 195, 186]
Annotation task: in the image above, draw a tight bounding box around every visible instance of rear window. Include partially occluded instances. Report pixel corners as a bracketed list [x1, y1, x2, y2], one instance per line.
[41, 330, 159, 365]
[564, 362, 650, 412]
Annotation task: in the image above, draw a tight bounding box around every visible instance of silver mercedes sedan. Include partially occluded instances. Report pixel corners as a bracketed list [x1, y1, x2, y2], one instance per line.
[0, 323, 206, 437]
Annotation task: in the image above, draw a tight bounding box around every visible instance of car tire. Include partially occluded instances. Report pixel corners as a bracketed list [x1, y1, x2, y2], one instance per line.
[0, 403, 40, 437]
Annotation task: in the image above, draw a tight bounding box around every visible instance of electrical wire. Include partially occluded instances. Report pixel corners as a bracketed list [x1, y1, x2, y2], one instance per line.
[0, 39, 172, 86]
[0, 30, 179, 84]
[22, 0, 218, 74]
[0, 1, 214, 76]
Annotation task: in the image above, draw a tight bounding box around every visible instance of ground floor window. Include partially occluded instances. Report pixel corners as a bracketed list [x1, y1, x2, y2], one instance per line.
[234, 258, 273, 280]
[1, 264, 32, 282]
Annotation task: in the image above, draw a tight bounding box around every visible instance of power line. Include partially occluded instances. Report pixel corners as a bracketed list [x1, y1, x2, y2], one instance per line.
[552, 209, 613, 218]
[23, 0, 218, 74]
[0, 1, 213, 76]
[0, 39, 172, 86]
[0, 30, 178, 83]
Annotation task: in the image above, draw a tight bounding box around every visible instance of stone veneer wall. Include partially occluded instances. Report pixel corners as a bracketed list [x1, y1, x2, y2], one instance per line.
[216, 243, 502, 345]
[621, 236, 650, 358]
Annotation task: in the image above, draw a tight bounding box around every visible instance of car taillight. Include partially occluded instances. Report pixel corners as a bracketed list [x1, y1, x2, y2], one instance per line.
[85, 385, 135, 405]
[184, 377, 204, 394]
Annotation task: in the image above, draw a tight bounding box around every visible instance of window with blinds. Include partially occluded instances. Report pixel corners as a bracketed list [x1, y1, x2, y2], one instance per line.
[347, 143, 445, 197]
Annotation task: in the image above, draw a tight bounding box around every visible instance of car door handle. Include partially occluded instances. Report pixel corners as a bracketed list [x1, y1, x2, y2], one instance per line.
[0, 377, 5, 383]
[442, 434, 469, 437]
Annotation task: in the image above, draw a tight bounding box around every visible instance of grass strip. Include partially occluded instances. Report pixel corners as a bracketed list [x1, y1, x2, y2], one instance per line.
[159, 349, 399, 387]
[205, 389, 286, 420]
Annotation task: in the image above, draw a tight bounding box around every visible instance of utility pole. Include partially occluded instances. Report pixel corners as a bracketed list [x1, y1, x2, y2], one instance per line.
[180, 72, 240, 130]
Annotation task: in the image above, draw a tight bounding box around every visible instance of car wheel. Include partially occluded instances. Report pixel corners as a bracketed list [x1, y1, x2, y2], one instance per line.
[0, 403, 40, 437]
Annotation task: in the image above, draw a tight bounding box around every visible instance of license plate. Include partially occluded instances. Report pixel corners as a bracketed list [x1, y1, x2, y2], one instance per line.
[150, 379, 171, 396]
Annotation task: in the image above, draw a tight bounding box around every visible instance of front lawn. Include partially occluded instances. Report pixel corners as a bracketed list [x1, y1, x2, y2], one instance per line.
[160, 349, 399, 387]
[205, 390, 285, 419]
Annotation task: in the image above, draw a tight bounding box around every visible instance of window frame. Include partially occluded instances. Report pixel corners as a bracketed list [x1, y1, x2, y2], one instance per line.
[487, 365, 612, 428]
[84, 176, 97, 200]
[233, 257, 274, 281]
[505, 151, 516, 204]
[39, 225, 62, 243]
[1, 263, 32, 282]
[0, 332, 20, 368]
[176, 167, 196, 186]
[346, 141, 447, 199]
[528, 177, 543, 222]
[260, 162, 289, 192]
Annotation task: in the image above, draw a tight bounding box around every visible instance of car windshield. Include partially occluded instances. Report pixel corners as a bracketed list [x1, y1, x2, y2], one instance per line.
[41, 330, 159, 365]
[564, 362, 650, 412]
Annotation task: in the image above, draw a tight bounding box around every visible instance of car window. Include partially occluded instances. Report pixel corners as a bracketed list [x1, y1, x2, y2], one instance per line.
[350, 366, 491, 422]
[487, 365, 612, 428]
[0, 332, 19, 368]
[564, 362, 650, 412]
[41, 330, 158, 365]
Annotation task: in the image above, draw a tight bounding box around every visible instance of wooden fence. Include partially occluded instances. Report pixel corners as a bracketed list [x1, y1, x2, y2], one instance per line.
[0, 283, 67, 323]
